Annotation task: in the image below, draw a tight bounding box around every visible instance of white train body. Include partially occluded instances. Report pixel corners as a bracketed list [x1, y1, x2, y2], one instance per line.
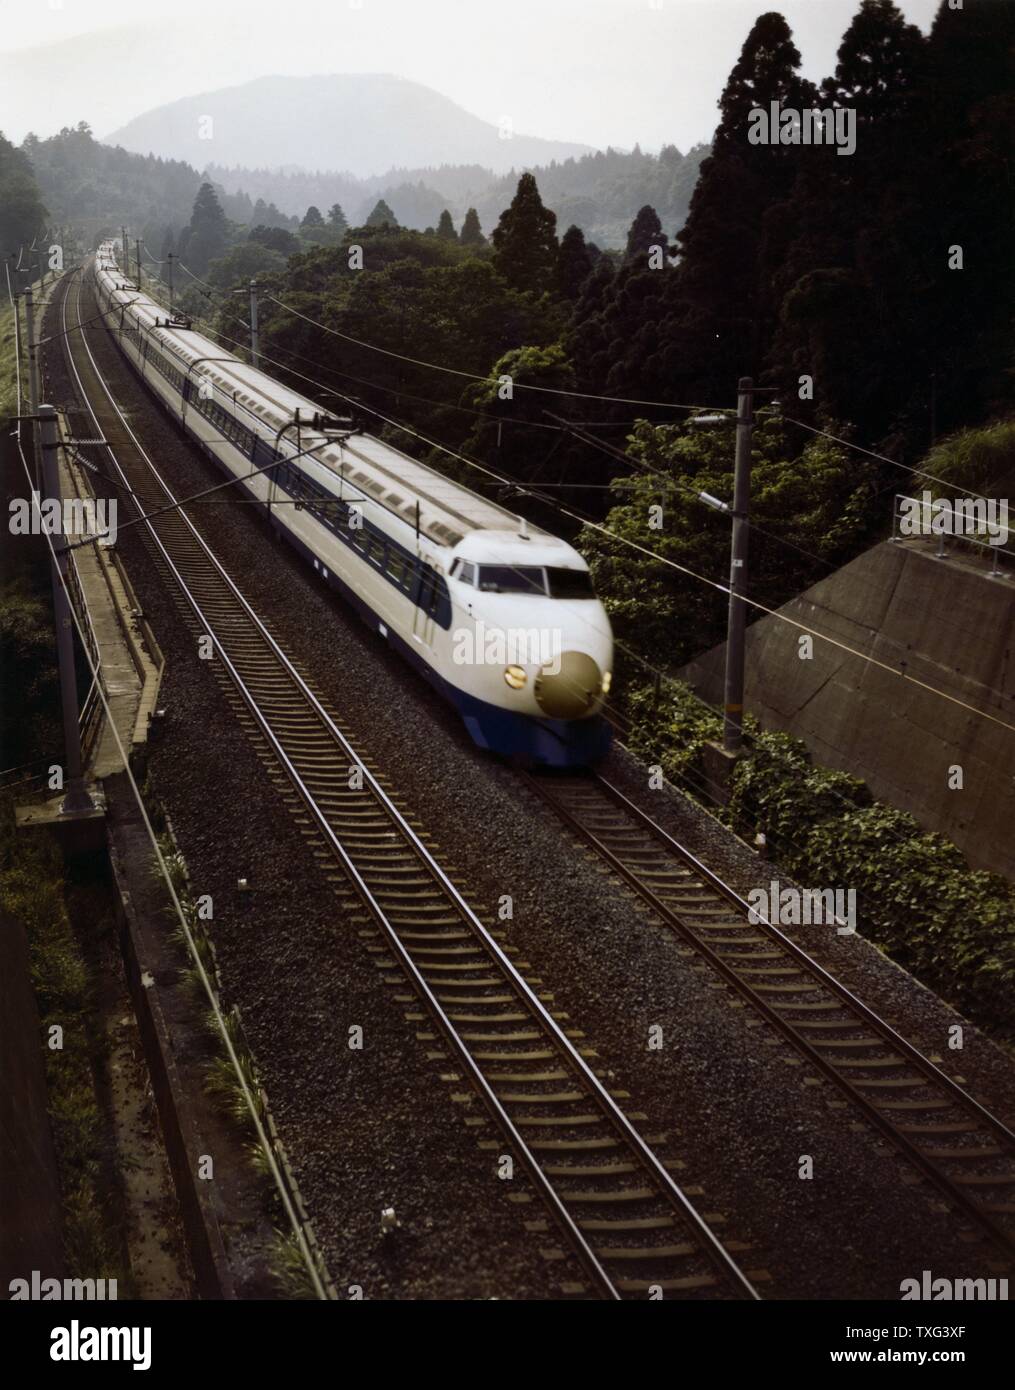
[91, 242, 613, 764]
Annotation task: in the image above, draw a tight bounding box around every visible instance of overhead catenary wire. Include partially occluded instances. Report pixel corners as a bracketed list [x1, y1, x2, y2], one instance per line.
[140, 266, 1015, 628]
[69, 265, 755, 1299]
[173, 258, 224, 295]
[93, 249, 1015, 866]
[136, 255, 639, 437]
[63, 437, 376, 552]
[44, 245, 992, 506]
[208, 267, 1012, 546]
[82, 254, 1011, 908]
[137, 241, 168, 267]
[157, 331, 962, 886]
[21, 265, 331, 1298]
[15, 446, 330, 1302]
[270, 287, 1008, 506]
[560, 409, 1012, 658]
[137, 262, 601, 439]
[263, 293, 732, 413]
[183, 310, 1015, 745]
[782, 414, 1004, 507]
[147, 274, 996, 937]
[97, 248, 1010, 888]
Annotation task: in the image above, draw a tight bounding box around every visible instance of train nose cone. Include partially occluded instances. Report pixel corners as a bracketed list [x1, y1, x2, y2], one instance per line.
[534, 651, 603, 720]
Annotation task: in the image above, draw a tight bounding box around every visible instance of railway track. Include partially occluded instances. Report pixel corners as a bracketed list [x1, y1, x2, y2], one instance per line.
[55, 265, 763, 1300]
[526, 769, 1015, 1265]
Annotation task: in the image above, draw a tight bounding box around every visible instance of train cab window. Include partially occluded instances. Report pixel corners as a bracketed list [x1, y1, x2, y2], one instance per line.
[546, 567, 596, 599]
[456, 561, 476, 586]
[477, 566, 547, 595]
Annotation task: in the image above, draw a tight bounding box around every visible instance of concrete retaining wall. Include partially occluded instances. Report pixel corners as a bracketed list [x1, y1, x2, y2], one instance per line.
[680, 539, 1015, 881]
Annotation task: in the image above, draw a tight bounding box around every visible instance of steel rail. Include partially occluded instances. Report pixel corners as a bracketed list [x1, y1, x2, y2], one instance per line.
[65, 265, 760, 1301]
[57, 265, 333, 1300]
[528, 766, 1015, 1260]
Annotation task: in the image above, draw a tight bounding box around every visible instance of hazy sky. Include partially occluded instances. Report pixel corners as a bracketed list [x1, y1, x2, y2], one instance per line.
[0, 0, 941, 157]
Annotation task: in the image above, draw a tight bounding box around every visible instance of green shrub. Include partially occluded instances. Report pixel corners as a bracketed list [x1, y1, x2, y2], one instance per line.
[622, 677, 1015, 1039]
[922, 420, 1015, 498]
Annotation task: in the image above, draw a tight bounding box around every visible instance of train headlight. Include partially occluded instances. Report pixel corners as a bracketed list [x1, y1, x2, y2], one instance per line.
[504, 665, 527, 690]
[602, 671, 612, 695]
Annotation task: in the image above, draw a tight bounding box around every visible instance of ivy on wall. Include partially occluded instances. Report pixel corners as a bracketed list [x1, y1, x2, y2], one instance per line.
[623, 678, 1015, 1040]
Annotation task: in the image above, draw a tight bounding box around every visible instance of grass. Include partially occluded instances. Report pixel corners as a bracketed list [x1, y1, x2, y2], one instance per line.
[202, 1051, 258, 1130]
[0, 802, 130, 1284]
[0, 292, 27, 421]
[924, 419, 1015, 498]
[270, 1229, 321, 1301]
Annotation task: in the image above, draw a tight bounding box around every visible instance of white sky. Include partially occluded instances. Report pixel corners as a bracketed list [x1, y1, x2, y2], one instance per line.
[0, 0, 941, 156]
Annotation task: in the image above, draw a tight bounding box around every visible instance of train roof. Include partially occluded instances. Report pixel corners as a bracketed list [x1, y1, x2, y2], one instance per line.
[95, 244, 555, 552]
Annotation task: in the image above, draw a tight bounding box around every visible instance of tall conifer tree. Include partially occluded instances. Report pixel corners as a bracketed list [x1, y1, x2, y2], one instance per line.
[555, 224, 594, 300]
[491, 173, 558, 293]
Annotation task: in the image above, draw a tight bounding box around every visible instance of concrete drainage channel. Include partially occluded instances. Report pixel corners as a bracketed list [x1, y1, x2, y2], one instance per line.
[18, 269, 334, 1301]
[105, 788, 337, 1299]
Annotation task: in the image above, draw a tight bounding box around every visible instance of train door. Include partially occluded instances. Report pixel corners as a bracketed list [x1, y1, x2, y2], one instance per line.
[412, 559, 437, 649]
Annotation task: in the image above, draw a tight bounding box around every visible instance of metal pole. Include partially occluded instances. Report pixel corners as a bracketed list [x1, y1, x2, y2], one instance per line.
[723, 376, 754, 753]
[13, 274, 24, 402]
[121, 226, 128, 268]
[167, 252, 175, 311]
[249, 279, 260, 370]
[135, 238, 143, 290]
[39, 404, 94, 813]
[24, 285, 42, 485]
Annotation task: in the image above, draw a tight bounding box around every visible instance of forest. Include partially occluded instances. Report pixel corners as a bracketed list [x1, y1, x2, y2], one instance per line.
[199, 141, 710, 252]
[2, 0, 1012, 678]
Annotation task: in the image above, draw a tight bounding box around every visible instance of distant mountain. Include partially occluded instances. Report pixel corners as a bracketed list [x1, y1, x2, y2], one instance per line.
[104, 74, 593, 179]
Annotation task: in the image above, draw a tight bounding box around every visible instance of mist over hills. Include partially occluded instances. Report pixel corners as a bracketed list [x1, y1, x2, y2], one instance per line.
[202, 144, 708, 252]
[97, 71, 707, 248]
[105, 74, 594, 179]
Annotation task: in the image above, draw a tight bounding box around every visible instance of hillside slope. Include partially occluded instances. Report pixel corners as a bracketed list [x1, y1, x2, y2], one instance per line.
[105, 73, 593, 178]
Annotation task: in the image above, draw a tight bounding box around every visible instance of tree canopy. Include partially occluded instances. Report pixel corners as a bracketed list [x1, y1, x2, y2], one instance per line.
[491, 172, 559, 294]
[459, 207, 485, 247]
[0, 132, 47, 257]
[436, 209, 458, 241]
[178, 181, 229, 275]
[364, 199, 399, 229]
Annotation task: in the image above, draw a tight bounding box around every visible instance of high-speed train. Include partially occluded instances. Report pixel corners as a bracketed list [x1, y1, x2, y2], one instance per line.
[91, 240, 613, 765]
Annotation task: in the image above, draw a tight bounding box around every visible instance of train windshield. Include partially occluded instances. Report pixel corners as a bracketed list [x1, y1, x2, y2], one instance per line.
[477, 566, 548, 595]
[546, 568, 596, 599]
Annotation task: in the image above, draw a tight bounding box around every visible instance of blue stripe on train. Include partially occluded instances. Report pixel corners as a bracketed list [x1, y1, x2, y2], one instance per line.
[268, 505, 612, 768]
[113, 322, 610, 767]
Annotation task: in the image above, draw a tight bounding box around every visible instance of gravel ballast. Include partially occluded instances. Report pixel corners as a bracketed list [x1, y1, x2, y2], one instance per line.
[48, 276, 1015, 1300]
